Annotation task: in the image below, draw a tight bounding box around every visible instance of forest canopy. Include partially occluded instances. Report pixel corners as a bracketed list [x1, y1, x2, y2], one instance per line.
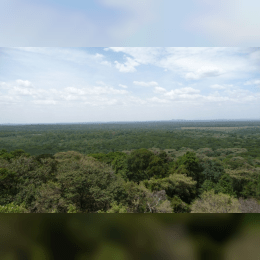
[0, 120, 260, 213]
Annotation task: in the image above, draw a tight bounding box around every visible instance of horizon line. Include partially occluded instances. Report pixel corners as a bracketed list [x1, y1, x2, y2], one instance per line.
[1, 118, 260, 125]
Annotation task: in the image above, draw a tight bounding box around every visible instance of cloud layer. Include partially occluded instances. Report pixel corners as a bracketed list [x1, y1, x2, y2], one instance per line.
[1, 47, 260, 123]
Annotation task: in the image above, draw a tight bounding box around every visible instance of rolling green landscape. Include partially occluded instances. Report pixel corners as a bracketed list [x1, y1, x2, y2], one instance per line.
[1, 120, 260, 213]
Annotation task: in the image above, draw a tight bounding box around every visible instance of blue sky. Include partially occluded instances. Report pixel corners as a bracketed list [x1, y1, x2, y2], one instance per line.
[0, 47, 260, 123]
[1, 0, 260, 46]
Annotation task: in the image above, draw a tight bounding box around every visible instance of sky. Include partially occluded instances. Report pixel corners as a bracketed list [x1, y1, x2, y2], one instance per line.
[1, 0, 260, 46]
[0, 47, 260, 123]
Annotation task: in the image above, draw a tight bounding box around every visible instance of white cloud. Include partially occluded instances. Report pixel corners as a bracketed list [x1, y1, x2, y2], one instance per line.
[162, 87, 201, 101]
[75, 86, 128, 95]
[148, 97, 169, 103]
[0, 82, 10, 89]
[16, 79, 33, 88]
[9, 87, 35, 96]
[204, 95, 231, 102]
[94, 53, 112, 66]
[166, 87, 200, 95]
[107, 47, 252, 81]
[14, 48, 111, 66]
[185, 67, 223, 80]
[64, 87, 86, 96]
[1, 48, 260, 123]
[105, 47, 163, 64]
[244, 79, 260, 85]
[0, 80, 130, 107]
[127, 96, 147, 105]
[154, 86, 167, 93]
[33, 100, 57, 105]
[114, 57, 139, 72]
[210, 84, 227, 90]
[133, 81, 158, 87]
[119, 84, 128, 89]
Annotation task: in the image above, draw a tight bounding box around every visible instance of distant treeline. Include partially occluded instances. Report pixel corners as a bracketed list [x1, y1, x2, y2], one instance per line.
[0, 121, 260, 157]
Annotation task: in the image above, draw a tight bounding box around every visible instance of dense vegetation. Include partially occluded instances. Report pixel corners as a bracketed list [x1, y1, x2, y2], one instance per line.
[0, 120, 260, 213]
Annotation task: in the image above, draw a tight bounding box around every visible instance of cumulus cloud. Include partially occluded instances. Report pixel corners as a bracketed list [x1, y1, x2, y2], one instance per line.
[105, 47, 163, 64]
[210, 84, 228, 90]
[0, 82, 10, 89]
[161, 87, 201, 101]
[33, 100, 57, 105]
[107, 47, 252, 81]
[119, 84, 128, 89]
[133, 81, 158, 87]
[114, 57, 139, 72]
[185, 67, 223, 80]
[16, 79, 33, 88]
[2, 47, 260, 123]
[154, 86, 167, 93]
[148, 97, 169, 103]
[64, 86, 128, 96]
[166, 87, 200, 95]
[244, 79, 260, 85]
[0, 80, 129, 107]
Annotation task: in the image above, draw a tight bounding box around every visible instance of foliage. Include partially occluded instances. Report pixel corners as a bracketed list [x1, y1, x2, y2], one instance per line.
[240, 179, 260, 199]
[67, 204, 78, 213]
[106, 202, 128, 213]
[171, 152, 204, 191]
[238, 198, 260, 213]
[0, 202, 28, 213]
[0, 168, 19, 205]
[142, 174, 197, 204]
[123, 182, 172, 213]
[214, 173, 236, 197]
[190, 190, 241, 213]
[1, 121, 259, 156]
[0, 120, 260, 213]
[199, 180, 216, 194]
[34, 181, 63, 213]
[171, 195, 191, 213]
[126, 149, 168, 183]
[200, 158, 225, 184]
[55, 153, 124, 213]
